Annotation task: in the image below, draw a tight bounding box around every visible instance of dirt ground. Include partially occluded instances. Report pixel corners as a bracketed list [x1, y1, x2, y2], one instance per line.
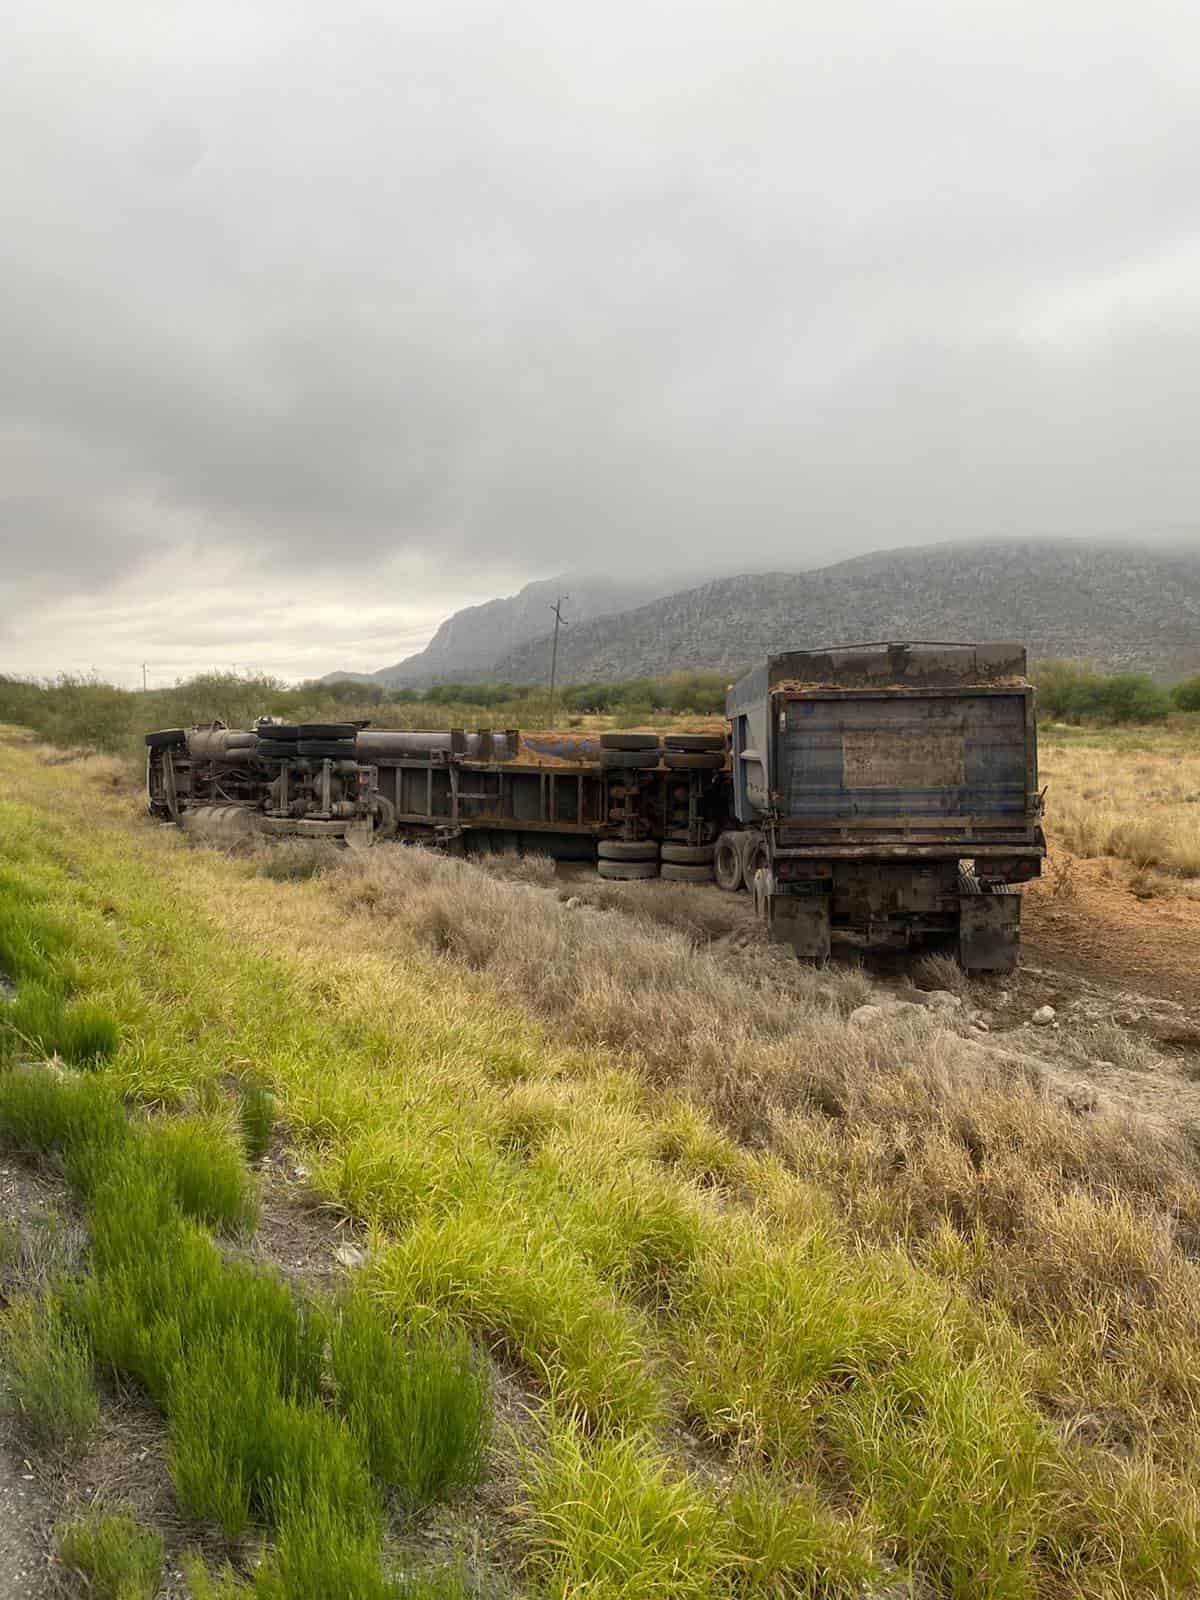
[1023, 853, 1200, 1003]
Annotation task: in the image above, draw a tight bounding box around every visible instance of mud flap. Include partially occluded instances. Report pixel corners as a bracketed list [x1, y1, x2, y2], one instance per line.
[766, 888, 831, 963]
[959, 881, 1020, 972]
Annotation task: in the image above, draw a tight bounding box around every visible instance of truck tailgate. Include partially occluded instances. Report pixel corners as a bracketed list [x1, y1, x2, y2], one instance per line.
[778, 693, 1030, 827]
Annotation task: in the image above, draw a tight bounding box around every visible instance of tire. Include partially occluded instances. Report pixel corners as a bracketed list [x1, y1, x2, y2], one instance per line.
[600, 749, 661, 770]
[145, 728, 186, 749]
[714, 833, 743, 892]
[663, 734, 725, 753]
[661, 862, 715, 883]
[598, 839, 659, 862]
[597, 859, 659, 880]
[599, 732, 660, 751]
[740, 833, 768, 888]
[663, 750, 725, 770]
[257, 741, 303, 761]
[296, 740, 359, 758]
[661, 842, 716, 865]
[256, 724, 300, 741]
[297, 723, 358, 740]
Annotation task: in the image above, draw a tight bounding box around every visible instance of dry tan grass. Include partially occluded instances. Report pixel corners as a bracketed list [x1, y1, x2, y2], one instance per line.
[1043, 741, 1200, 878]
[330, 848, 1200, 1268]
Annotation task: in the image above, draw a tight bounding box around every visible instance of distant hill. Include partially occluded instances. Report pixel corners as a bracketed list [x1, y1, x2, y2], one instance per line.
[324, 575, 681, 689]
[489, 540, 1200, 686]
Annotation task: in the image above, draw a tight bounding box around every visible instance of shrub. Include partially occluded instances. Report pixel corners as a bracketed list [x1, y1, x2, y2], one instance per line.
[55, 1506, 164, 1600]
[0, 1293, 98, 1450]
[330, 1292, 490, 1505]
[1172, 676, 1200, 712]
[1033, 660, 1172, 724]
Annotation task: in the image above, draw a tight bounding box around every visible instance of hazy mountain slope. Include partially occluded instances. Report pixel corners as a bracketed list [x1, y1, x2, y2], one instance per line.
[490, 540, 1200, 684]
[336, 575, 677, 688]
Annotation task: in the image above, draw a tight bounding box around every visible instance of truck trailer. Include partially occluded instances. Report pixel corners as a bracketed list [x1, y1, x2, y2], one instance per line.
[145, 640, 1045, 971]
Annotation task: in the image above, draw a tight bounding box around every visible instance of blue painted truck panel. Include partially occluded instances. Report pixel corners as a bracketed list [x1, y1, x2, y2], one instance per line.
[777, 693, 1028, 822]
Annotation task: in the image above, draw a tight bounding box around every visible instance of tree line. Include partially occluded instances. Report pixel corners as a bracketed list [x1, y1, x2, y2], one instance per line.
[0, 660, 1196, 762]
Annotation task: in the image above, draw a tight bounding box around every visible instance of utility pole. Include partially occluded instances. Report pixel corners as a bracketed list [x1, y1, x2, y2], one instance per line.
[547, 595, 569, 725]
[141, 663, 148, 693]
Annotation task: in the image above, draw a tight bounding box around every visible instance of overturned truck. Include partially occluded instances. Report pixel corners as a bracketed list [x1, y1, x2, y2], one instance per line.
[146, 641, 1045, 971]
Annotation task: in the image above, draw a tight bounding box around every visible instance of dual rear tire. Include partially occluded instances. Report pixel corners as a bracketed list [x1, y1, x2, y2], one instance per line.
[598, 838, 659, 880]
[714, 831, 766, 892]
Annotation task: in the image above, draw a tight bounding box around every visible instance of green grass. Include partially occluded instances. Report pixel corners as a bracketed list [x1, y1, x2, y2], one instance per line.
[235, 1074, 276, 1161]
[169, 1335, 378, 1539]
[0, 1291, 98, 1450]
[145, 1115, 259, 1233]
[331, 1291, 490, 1504]
[55, 1505, 164, 1600]
[6, 735, 1200, 1596]
[522, 1426, 875, 1598]
[0, 1060, 491, 1591]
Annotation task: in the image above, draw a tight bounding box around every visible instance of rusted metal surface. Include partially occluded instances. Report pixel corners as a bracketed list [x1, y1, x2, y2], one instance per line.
[841, 728, 965, 789]
[766, 640, 1027, 692]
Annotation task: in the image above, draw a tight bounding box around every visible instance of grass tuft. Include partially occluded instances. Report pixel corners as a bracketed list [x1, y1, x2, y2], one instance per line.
[169, 1335, 378, 1539]
[235, 1075, 276, 1161]
[55, 1505, 164, 1600]
[0, 1292, 98, 1450]
[331, 1291, 490, 1505]
[144, 1115, 259, 1233]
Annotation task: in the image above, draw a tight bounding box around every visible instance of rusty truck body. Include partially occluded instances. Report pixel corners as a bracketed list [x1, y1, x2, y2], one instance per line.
[145, 640, 1044, 971]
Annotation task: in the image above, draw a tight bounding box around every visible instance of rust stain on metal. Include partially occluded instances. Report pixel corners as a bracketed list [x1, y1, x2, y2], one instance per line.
[842, 730, 965, 788]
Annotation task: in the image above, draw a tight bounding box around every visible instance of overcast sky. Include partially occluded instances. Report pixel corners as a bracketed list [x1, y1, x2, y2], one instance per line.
[3, 0, 1199, 684]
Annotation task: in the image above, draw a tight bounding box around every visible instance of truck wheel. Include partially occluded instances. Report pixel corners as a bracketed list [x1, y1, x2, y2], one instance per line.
[599, 733, 660, 751]
[144, 728, 186, 749]
[600, 749, 661, 769]
[663, 750, 724, 770]
[661, 842, 715, 864]
[663, 733, 725, 752]
[598, 859, 659, 880]
[598, 839, 659, 861]
[661, 862, 715, 883]
[714, 833, 743, 891]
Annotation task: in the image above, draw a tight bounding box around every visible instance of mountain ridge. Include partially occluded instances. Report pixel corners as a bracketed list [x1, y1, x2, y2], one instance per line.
[489, 539, 1200, 685]
[322, 574, 684, 688]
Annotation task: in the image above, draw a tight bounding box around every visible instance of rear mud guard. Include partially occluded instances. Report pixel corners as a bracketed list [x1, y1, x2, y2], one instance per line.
[757, 872, 831, 963]
[959, 877, 1020, 972]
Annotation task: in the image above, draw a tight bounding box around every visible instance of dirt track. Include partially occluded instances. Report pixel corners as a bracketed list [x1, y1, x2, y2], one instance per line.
[1023, 855, 1200, 1004]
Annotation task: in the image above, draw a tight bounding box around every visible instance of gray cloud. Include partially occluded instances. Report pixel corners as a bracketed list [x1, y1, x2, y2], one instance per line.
[2, 0, 1199, 680]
